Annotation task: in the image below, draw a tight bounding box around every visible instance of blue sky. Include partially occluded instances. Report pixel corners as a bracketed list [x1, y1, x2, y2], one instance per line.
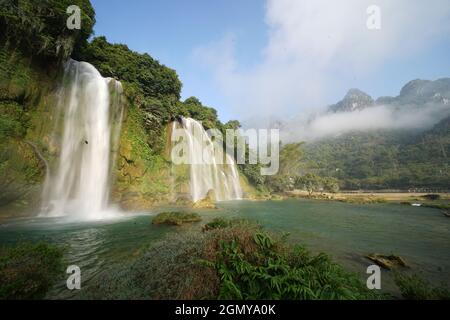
[90, 0, 450, 122]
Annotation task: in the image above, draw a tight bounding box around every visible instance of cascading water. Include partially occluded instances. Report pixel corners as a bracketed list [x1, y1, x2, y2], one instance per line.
[171, 117, 242, 202]
[41, 60, 123, 220]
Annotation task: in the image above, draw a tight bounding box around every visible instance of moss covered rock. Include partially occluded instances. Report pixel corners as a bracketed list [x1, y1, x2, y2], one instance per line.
[152, 211, 202, 226]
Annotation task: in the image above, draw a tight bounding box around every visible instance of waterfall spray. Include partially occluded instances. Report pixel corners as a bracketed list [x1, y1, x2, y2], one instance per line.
[171, 117, 243, 202]
[41, 60, 123, 220]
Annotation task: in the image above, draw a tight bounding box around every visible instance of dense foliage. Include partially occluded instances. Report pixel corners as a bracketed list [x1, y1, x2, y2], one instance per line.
[0, 100, 28, 139]
[0, 242, 65, 299]
[265, 143, 339, 193]
[0, 0, 95, 60]
[76, 36, 181, 99]
[303, 122, 450, 190]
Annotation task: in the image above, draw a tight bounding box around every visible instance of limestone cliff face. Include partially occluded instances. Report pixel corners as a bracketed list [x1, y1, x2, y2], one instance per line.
[0, 48, 60, 217]
[111, 102, 173, 210]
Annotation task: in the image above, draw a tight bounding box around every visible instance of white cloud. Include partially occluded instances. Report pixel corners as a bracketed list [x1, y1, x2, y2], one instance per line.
[193, 0, 450, 120]
[297, 103, 450, 141]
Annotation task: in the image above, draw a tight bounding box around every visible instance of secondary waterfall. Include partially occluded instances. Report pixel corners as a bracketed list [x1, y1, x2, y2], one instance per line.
[171, 117, 242, 202]
[41, 60, 123, 220]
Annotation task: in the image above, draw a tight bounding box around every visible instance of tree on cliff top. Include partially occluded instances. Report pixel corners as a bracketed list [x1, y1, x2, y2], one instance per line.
[0, 0, 95, 60]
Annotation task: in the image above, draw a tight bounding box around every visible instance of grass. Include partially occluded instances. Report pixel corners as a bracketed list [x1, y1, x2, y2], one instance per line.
[394, 272, 450, 300]
[152, 211, 202, 226]
[338, 196, 387, 204]
[202, 217, 232, 231]
[0, 242, 65, 299]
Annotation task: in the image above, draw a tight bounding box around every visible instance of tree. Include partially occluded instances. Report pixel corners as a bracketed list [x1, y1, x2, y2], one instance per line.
[279, 142, 305, 176]
[0, 0, 95, 60]
[295, 173, 322, 195]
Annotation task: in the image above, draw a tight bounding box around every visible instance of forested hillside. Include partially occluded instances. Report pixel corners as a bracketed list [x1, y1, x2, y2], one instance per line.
[303, 121, 449, 190]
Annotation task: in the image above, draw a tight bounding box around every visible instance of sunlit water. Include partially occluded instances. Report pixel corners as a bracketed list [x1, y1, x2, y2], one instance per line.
[0, 199, 449, 298]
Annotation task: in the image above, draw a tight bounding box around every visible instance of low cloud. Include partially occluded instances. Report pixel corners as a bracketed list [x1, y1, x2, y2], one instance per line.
[280, 103, 450, 142]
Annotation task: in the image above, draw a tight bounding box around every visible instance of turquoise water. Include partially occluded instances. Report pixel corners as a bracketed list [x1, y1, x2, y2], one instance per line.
[0, 199, 449, 297]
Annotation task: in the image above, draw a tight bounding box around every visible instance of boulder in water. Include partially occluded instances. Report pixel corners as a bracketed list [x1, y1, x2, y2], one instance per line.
[193, 190, 217, 209]
[366, 253, 409, 270]
[152, 212, 202, 226]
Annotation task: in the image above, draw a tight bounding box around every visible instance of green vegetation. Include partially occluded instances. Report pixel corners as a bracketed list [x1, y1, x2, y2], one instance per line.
[0, 242, 65, 299]
[338, 196, 387, 204]
[205, 230, 380, 299]
[0, 100, 29, 139]
[114, 102, 171, 209]
[76, 36, 181, 100]
[0, 0, 95, 60]
[203, 218, 233, 231]
[82, 220, 381, 300]
[303, 126, 450, 190]
[152, 211, 202, 226]
[394, 272, 450, 300]
[264, 120, 449, 193]
[265, 143, 339, 194]
[0, 49, 50, 208]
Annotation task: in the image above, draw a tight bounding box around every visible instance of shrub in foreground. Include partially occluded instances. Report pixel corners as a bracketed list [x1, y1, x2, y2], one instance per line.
[0, 242, 65, 299]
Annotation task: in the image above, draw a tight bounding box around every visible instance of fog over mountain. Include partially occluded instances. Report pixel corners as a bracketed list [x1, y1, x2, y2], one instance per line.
[244, 78, 450, 143]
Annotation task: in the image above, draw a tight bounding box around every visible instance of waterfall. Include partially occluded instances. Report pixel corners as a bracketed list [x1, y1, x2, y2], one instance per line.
[41, 60, 123, 220]
[171, 117, 243, 202]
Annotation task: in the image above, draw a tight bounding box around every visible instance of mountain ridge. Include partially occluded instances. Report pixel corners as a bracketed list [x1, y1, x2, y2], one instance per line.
[329, 78, 450, 113]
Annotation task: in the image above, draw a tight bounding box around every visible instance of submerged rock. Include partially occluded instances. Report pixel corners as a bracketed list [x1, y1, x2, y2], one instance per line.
[366, 253, 409, 270]
[192, 190, 217, 209]
[152, 211, 202, 226]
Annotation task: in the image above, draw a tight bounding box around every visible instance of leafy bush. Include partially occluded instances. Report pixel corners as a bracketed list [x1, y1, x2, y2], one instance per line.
[0, 101, 29, 139]
[394, 272, 450, 300]
[152, 211, 202, 226]
[203, 218, 232, 231]
[205, 230, 380, 300]
[0, 242, 65, 299]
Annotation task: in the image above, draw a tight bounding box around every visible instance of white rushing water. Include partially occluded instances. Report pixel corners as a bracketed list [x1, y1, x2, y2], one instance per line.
[41, 60, 123, 220]
[171, 117, 243, 202]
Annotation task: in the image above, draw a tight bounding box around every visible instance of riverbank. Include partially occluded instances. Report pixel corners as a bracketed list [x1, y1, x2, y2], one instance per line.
[283, 190, 450, 207]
